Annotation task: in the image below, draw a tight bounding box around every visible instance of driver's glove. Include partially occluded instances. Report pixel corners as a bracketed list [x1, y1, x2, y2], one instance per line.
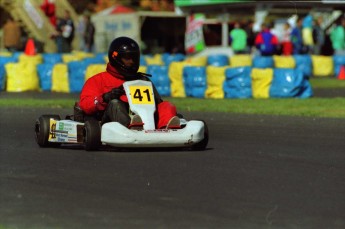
[102, 88, 125, 103]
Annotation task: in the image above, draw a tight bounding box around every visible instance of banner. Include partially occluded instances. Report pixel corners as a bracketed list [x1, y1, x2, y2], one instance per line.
[24, 0, 44, 29]
[185, 14, 205, 54]
[92, 13, 139, 53]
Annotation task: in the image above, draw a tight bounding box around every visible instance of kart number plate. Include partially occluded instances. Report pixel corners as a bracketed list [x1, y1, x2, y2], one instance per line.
[129, 86, 154, 105]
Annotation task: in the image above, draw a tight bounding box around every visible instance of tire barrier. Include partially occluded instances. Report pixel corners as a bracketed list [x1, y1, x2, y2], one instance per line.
[223, 67, 252, 99]
[0, 51, 342, 98]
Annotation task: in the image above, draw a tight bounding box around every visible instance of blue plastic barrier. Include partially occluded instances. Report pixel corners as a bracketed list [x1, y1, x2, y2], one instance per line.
[293, 55, 312, 78]
[83, 57, 105, 65]
[12, 52, 22, 62]
[252, 56, 274, 68]
[162, 53, 185, 66]
[0, 56, 17, 90]
[42, 53, 62, 64]
[140, 56, 147, 66]
[146, 65, 171, 96]
[183, 66, 207, 98]
[223, 67, 252, 98]
[68, 61, 88, 93]
[207, 55, 229, 66]
[295, 78, 313, 98]
[333, 55, 345, 77]
[37, 63, 54, 91]
[269, 68, 312, 98]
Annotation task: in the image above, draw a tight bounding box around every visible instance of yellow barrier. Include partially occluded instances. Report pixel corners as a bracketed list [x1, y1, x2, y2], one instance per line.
[230, 54, 252, 67]
[251, 68, 273, 99]
[52, 64, 69, 92]
[72, 51, 94, 59]
[85, 64, 106, 81]
[0, 52, 12, 57]
[273, 55, 295, 68]
[168, 62, 186, 97]
[62, 54, 82, 63]
[5, 62, 39, 92]
[311, 55, 334, 77]
[145, 54, 164, 66]
[138, 66, 147, 74]
[18, 54, 43, 65]
[184, 56, 207, 66]
[205, 66, 226, 99]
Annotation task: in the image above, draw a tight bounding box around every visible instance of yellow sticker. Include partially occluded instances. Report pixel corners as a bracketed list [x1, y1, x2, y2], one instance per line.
[129, 86, 154, 104]
[48, 119, 57, 141]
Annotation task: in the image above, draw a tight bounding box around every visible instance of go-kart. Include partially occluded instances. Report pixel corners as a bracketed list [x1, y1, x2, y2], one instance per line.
[35, 80, 209, 151]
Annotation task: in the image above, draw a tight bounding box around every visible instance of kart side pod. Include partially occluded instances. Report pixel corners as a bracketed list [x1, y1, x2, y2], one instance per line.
[101, 120, 207, 148]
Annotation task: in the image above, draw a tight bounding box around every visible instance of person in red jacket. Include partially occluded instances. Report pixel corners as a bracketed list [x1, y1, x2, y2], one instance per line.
[79, 36, 180, 130]
[40, 0, 57, 27]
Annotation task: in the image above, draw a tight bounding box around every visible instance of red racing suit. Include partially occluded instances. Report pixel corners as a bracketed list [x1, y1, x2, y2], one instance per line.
[79, 63, 177, 129]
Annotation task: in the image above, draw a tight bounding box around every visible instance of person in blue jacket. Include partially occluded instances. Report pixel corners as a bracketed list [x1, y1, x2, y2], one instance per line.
[291, 18, 304, 54]
[254, 23, 278, 56]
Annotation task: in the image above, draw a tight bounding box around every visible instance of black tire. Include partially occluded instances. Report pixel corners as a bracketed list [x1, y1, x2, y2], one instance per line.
[35, 114, 61, 147]
[191, 120, 209, 151]
[84, 119, 101, 151]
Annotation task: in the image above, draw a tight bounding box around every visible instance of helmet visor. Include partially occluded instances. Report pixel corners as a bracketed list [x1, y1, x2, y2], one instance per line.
[117, 51, 139, 75]
[120, 53, 136, 67]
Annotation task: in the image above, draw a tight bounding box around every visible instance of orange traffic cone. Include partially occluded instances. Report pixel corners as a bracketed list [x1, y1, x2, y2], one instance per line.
[338, 65, 345, 80]
[24, 38, 36, 56]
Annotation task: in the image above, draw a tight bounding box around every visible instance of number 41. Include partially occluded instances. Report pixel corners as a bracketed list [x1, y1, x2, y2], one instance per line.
[133, 89, 151, 102]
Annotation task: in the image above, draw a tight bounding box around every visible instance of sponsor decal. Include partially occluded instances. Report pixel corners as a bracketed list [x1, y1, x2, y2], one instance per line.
[144, 129, 170, 133]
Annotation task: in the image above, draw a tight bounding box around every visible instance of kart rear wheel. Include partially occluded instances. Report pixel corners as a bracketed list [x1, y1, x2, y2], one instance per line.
[191, 120, 209, 151]
[35, 115, 61, 147]
[83, 119, 101, 151]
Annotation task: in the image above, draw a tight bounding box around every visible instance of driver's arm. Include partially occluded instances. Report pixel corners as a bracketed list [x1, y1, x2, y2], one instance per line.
[79, 76, 107, 115]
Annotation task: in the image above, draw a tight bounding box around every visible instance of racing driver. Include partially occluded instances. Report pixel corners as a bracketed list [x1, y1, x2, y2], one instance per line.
[78, 36, 180, 130]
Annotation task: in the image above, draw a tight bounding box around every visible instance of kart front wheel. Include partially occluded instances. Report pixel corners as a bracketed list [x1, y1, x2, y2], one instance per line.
[83, 119, 101, 151]
[35, 114, 61, 147]
[191, 120, 209, 151]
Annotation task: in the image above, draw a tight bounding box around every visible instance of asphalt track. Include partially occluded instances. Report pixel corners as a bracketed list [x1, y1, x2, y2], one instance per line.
[1, 94, 345, 228]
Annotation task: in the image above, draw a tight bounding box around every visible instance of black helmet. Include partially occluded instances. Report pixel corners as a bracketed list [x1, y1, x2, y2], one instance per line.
[108, 37, 140, 78]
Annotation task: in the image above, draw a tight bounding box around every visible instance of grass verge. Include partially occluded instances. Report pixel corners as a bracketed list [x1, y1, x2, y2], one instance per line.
[309, 77, 345, 88]
[1, 97, 345, 118]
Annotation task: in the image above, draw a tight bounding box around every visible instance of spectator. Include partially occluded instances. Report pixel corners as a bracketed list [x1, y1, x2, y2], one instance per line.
[40, 0, 56, 27]
[330, 17, 345, 55]
[281, 22, 293, 55]
[244, 20, 256, 54]
[62, 10, 75, 52]
[83, 14, 95, 53]
[312, 17, 325, 55]
[254, 23, 279, 56]
[3, 17, 22, 52]
[229, 22, 247, 54]
[53, 17, 64, 53]
[302, 14, 314, 54]
[54, 10, 75, 53]
[76, 15, 86, 51]
[291, 18, 304, 54]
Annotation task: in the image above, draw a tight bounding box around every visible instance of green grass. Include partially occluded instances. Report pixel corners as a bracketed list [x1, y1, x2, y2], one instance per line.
[309, 77, 345, 88]
[1, 97, 345, 118]
[1, 78, 344, 118]
[169, 97, 345, 118]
